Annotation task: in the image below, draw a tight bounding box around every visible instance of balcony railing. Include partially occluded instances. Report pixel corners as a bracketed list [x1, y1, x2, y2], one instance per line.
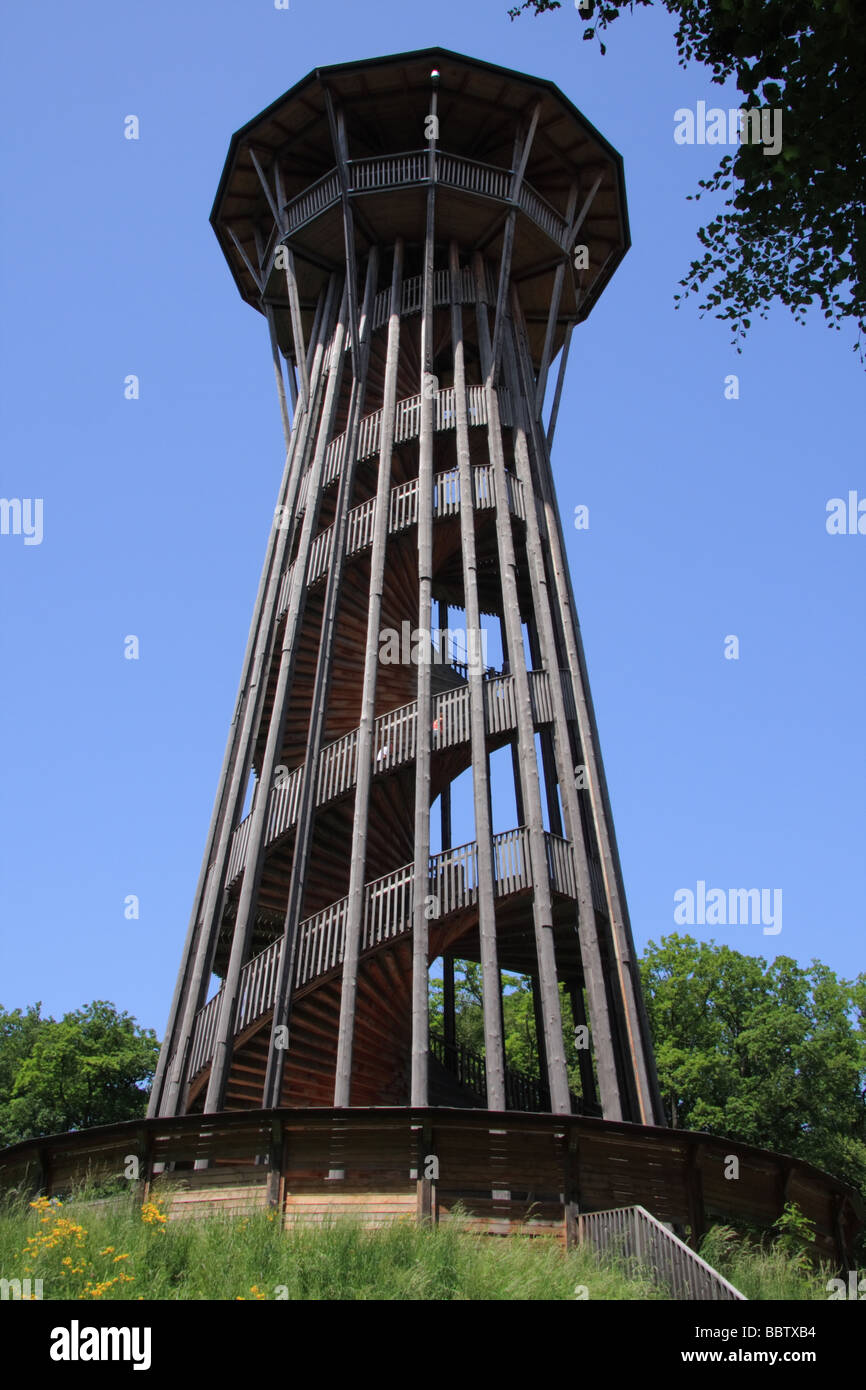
[188, 825, 587, 1081]
[279, 150, 570, 248]
[225, 670, 576, 884]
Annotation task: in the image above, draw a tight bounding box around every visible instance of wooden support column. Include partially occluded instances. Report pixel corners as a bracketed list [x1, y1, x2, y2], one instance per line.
[563, 173, 603, 257]
[437, 599, 451, 850]
[203, 280, 351, 1115]
[528, 616, 563, 837]
[570, 984, 598, 1110]
[686, 1142, 706, 1250]
[284, 348, 298, 412]
[323, 87, 363, 380]
[473, 251, 571, 1117]
[545, 323, 573, 452]
[265, 302, 293, 448]
[531, 973, 550, 1107]
[509, 289, 663, 1126]
[416, 1122, 436, 1224]
[443, 954, 456, 1048]
[410, 75, 438, 1107]
[449, 238, 505, 1110]
[500, 306, 626, 1121]
[501, 617, 526, 827]
[333, 239, 405, 1107]
[282, 246, 310, 408]
[266, 1117, 284, 1211]
[564, 1127, 580, 1249]
[489, 102, 541, 384]
[263, 252, 379, 1112]
[534, 184, 578, 417]
[155, 275, 338, 1118]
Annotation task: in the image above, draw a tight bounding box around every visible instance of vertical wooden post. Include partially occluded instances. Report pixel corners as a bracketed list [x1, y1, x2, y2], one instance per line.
[448, 239, 505, 1111]
[545, 323, 573, 452]
[489, 102, 541, 381]
[334, 239, 405, 1106]
[443, 954, 456, 1048]
[502, 297, 632, 1122]
[437, 599, 451, 850]
[416, 1122, 435, 1224]
[263, 253, 380, 1112]
[534, 184, 578, 417]
[569, 984, 598, 1110]
[266, 1117, 284, 1211]
[410, 73, 438, 1107]
[564, 1128, 580, 1249]
[686, 1142, 706, 1250]
[509, 289, 663, 1125]
[265, 302, 293, 449]
[528, 616, 564, 837]
[282, 246, 310, 407]
[204, 281, 351, 1115]
[473, 251, 570, 1117]
[531, 974, 550, 1107]
[155, 275, 339, 1118]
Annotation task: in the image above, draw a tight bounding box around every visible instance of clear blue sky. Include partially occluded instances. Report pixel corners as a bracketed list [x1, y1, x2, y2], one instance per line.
[1, 0, 863, 1045]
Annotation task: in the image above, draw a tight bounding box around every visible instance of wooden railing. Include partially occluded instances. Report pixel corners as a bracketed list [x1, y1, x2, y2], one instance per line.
[225, 670, 575, 884]
[282, 168, 341, 234]
[313, 384, 514, 499]
[370, 265, 498, 331]
[299, 461, 524, 591]
[279, 150, 569, 246]
[349, 150, 428, 192]
[435, 151, 511, 202]
[186, 988, 222, 1081]
[430, 1032, 487, 1102]
[189, 825, 586, 1080]
[579, 1205, 747, 1301]
[429, 1033, 575, 1114]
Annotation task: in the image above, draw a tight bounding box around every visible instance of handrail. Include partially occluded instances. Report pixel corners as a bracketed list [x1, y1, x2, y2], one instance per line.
[278, 149, 569, 247]
[189, 825, 586, 1080]
[225, 671, 578, 885]
[298, 461, 524, 592]
[312, 384, 514, 497]
[430, 1031, 547, 1112]
[579, 1204, 747, 1301]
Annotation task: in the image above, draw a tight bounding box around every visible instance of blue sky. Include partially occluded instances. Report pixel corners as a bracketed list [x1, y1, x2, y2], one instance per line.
[1, 0, 863, 1044]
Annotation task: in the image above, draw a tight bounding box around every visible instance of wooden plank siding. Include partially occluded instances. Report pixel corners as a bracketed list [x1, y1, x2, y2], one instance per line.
[1, 1109, 860, 1266]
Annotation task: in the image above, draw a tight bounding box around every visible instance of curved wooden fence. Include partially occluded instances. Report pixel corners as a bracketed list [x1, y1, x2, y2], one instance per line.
[0, 1108, 860, 1270]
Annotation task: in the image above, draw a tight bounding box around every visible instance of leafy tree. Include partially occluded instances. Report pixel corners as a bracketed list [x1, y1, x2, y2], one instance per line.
[0, 1001, 159, 1146]
[509, 0, 866, 357]
[640, 934, 866, 1193]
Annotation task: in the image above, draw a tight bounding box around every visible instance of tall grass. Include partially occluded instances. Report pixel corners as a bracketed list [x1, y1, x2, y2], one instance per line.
[0, 1186, 666, 1301]
[1, 1186, 838, 1300]
[698, 1223, 838, 1301]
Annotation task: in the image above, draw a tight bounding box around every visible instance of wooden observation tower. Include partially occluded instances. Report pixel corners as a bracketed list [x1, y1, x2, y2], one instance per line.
[149, 48, 665, 1130]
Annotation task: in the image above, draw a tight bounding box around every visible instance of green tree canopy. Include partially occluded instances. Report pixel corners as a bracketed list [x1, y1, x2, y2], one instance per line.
[0, 1001, 159, 1147]
[509, 0, 866, 357]
[640, 934, 866, 1192]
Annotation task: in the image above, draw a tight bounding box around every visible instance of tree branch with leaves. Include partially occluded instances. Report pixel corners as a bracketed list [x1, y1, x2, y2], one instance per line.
[509, 0, 865, 358]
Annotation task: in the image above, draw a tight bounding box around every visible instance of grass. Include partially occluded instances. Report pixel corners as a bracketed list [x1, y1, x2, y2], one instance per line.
[0, 1185, 841, 1301]
[698, 1223, 839, 1302]
[0, 1185, 665, 1301]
